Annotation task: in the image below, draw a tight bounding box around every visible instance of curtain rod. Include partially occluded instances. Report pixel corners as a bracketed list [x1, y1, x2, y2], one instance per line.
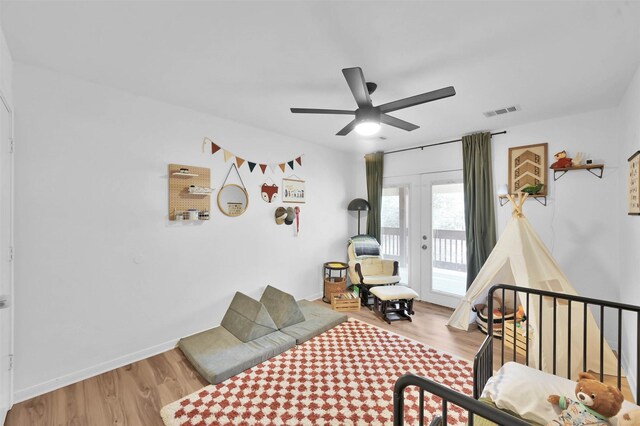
[384, 130, 507, 155]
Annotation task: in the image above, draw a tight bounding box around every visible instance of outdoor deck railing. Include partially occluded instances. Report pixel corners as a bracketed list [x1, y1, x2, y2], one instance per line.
[381, 228, 466, 272]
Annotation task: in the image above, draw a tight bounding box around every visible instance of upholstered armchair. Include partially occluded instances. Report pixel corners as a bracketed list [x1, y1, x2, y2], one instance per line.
[347, 235, 400, 306]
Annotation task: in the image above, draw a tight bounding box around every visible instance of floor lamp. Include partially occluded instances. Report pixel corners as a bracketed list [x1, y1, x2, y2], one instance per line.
[348, 198, 370, 235]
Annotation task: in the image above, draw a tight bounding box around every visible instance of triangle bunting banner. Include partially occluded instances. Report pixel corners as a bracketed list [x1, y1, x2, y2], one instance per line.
[202, 138, 303, 174]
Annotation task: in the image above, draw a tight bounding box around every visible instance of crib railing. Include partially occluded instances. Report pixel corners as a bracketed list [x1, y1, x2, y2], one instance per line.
[475, 284, 640, 400]
[393, 373, 529, 425]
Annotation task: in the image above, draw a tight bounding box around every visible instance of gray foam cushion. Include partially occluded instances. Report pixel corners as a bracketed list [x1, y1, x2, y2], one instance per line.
[280, 300, 347, 344]
[259, 285, 306, 329]
[221, 292, 278, 343]
[178, 326, 295, 384]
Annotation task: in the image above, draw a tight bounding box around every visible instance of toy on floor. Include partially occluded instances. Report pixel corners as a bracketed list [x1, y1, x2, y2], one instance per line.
[550, 150, 573, 169]
[547, 372, 624, 425]
[620, 409, 640, 425]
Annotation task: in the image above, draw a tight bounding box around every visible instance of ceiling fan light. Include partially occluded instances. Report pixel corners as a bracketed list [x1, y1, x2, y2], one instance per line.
[355, 121, 381, 136]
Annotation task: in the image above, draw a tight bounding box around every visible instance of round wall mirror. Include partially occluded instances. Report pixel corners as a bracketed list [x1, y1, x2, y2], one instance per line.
[217, 184, 249, 217]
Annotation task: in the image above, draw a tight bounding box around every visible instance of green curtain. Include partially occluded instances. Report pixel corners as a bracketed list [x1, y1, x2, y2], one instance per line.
[462, 132, 496, 289]
[365, 151, 384, 242]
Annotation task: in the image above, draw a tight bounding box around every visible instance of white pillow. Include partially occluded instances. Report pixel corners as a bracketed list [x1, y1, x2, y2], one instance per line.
[481, 362, 638, 425]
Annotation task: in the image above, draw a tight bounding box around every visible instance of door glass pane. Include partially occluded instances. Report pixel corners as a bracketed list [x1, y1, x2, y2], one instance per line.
[380, 185, 409, 285]
[431, 182, 466, 296]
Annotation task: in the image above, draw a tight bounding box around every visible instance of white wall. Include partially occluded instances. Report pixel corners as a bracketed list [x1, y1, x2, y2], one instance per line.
[12, 64, 354, 401]
[0, 20, 12, 105]
[383, 109, 621, 302]
[492, 109, 621, 303]
[617, 64, 640, 399]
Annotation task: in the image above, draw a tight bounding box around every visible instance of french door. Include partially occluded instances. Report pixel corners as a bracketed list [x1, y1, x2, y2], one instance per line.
[420, 171, 467, 308]
[381, 171, 467, 308]
[0, 92, 13, 422]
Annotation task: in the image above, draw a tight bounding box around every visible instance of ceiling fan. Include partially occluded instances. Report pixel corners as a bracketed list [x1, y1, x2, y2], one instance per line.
[290, 67, 456, 136]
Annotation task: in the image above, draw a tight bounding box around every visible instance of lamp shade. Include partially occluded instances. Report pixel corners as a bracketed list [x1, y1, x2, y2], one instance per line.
[348, 198, 370, 211]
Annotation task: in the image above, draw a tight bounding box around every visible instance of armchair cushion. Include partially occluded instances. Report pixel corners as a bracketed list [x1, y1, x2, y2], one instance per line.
[348, 236, 400, 285]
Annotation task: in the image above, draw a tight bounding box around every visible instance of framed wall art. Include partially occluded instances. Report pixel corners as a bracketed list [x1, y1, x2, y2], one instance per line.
[282, 178, 305, 203]
[628, 150, 640, 215]
[508, 143, 548, 195]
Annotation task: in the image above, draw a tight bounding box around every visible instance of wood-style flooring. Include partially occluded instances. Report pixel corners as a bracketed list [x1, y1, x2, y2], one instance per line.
[7, 301, 476, 425]
[4, 300, 634, 425]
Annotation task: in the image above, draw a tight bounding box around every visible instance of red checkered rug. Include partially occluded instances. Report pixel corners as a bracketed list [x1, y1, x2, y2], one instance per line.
[161, 319, 473, 425]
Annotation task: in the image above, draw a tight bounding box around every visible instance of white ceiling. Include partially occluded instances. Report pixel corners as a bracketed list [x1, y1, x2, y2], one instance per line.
[2, 1, 640, 153]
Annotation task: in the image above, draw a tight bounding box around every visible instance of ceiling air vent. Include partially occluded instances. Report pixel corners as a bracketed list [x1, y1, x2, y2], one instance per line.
[483, 105, 521, 118]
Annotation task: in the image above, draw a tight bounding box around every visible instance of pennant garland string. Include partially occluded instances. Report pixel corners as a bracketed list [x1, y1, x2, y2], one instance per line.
[202, 137, 303, 174]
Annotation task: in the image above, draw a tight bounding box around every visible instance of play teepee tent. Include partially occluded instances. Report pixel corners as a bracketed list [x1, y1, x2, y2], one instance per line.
[447, 193, 619, 379]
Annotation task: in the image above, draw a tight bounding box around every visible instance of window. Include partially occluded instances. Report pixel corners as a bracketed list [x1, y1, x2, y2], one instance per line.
[380, 185, 409, 284]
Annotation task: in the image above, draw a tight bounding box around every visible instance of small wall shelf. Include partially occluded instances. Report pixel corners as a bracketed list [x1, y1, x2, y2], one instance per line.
[552, 164, 604, 181]
[172, 172, 199, 177]
[168, 164, 211, 221]
[499, 194, 547, 206]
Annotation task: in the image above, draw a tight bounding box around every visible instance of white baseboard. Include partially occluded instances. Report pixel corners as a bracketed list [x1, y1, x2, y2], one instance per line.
[621, 350, 637, 403]
[304, 291, 323, 301]
[15, 292, 324, 403]
[13, 338, 179, 404]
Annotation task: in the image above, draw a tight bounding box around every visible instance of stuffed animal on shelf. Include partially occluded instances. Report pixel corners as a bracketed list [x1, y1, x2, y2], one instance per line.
[521, 183, 544, 195]
[547, 372, 624, 426]
[619, 409, 640, 425]
[550, 150, 573, 169]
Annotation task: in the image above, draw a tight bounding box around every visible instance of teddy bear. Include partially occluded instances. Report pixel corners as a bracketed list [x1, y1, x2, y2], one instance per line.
[619, 409, 640, 425]
[550, 150, 574, 169]
[547, 372, 624, 425]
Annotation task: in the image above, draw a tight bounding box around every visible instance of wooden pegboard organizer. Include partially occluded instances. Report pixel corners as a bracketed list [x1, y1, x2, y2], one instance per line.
[168, 164, 212, 221]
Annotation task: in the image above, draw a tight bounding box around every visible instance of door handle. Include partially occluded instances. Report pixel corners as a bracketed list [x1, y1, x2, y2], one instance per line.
[422, 244, 428, 250]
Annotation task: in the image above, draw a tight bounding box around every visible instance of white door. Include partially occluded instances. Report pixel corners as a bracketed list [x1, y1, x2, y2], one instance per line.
[0, 93, 13, 422]
[420, 171, 467, 308]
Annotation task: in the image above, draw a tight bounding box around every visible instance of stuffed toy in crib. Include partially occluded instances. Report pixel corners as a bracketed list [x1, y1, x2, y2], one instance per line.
[547, 372, 624, 425]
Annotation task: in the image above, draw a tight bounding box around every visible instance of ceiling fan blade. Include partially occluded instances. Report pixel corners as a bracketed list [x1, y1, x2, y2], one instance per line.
[379, 86, 456, 113]
[342, 67, 372, 108]
[380, 114, 419, 132]
[336, 119, 357, 136]
[290, 108, 355, 115]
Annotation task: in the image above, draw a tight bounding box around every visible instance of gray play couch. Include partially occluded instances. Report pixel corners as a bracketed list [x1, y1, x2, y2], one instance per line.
[178, 285, 347, 384]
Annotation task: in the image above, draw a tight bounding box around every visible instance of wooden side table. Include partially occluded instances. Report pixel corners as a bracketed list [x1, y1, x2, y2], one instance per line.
[322, 261, 348, 303]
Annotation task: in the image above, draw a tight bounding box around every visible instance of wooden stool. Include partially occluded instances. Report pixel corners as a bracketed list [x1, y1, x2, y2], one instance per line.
[369, 286, 419, 324]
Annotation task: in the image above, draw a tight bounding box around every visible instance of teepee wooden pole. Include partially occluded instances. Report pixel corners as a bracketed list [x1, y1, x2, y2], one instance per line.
[507, 192, 530, 217]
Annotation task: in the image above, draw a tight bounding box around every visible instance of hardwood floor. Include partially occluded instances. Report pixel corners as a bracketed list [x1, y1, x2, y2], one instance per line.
[4, 300, 634, 425]
[8, 300, 476, 426]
